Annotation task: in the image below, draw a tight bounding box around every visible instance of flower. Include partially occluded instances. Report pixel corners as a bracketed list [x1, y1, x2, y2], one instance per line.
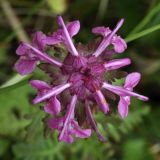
[102, 72, 148, 118]
[15, 16, 149, 143]
[48, 95, 91, 143]
[15, 32, 62, 75]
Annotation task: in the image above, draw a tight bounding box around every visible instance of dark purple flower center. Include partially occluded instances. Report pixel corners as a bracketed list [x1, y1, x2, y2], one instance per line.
[61, 54, 105, 100]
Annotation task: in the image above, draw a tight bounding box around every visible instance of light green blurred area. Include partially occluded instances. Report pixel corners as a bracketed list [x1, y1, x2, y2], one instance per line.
[0, 0, 160, 159]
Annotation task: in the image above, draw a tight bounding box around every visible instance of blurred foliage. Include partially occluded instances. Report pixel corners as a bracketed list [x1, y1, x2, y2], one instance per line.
[47, 0, 67, 14]
[0, 0, 160, 160]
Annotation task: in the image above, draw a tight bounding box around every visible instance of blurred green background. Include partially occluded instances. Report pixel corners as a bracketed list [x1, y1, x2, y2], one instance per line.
[0, 0, 160, 160]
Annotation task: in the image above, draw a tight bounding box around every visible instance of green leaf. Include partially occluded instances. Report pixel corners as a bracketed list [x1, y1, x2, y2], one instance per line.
[128, 2, 160, 35]
[0, 74, 30, 94]
[13, 136, 64, 160]
[125, 24, 160, 42]
[107, 123, 120, 142]
[0, 139, 10, 156]
[112, 78, 125, 86]
[122, 139, 153, 160]
[0, 84, 33, 136]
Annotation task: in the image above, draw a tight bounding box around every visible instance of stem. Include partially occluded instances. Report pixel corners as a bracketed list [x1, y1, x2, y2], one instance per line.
[128, 2, 160, 35]
[1, 0, 30, 43]
[96, 0, 109, 23]
[125, 24, 160, 43]
[3, 0, 46, 44]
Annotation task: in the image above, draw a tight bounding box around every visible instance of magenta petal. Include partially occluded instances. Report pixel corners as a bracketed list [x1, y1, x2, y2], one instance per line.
[94, 90, 109, 113]
[93, 19, 124, 57]
[92, 26, 111, 37]
[104, 58, 131, 70]
[71, 120, 91, 138]
[118, 97, 130, 118]
[43, 36, 62, 45]
[67, 21, 80, 37]
[32, 83, 71, 104]
[45, 29, 62, 45]
[59, 132, 74, 143]
[16, 43, 30, 55]
[44, 96, 61, 115]
[124, 72, 141, 89]
[48, 118, 63, 130]
[32, 31, 46, 50]
[14, 58, 37, 75]
[102, 82, 149, 101]
[57, 16, 79, 56]
[30, 80, 50, 90]
[112, 36, 127, 53]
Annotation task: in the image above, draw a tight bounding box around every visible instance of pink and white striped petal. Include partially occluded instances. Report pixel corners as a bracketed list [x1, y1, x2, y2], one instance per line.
[32, 83, 71, 104]
[102, 82, 149, 101]
[104, 58, 131, 71]
[59, 95, 77, 141]
[124, 72, 141, 89]
[57, 16, 79, 56]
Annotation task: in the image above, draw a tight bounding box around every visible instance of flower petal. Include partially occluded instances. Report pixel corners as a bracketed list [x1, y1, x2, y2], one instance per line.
[104, 58, 131, 70]
[32, 83, 71, 104]
[112, 36, 127, 53]
[30, 80, 50, 90]
[44, 96, 61, 115]
[32, 31, 47, 50]
[59, 131, 74, 143]
[23, 43, 62, 67]
[92, 26, 111, 37]
[48, 118, 63, 130]
[124, 72, 141, 89]
[43, 36, 62, 45]
[102, 82, 149, 101]
[14, 58, 37, 75]
[94, 90, 109, 113]
[16, 43, 31, 55]
[57, 16, 79, 56]
[59, 95, 77, 141]
[118, 97, 130, 118]
[93, 19, 124, 57]
[67, 21, 80, 37]
[70, 120, 91, 138]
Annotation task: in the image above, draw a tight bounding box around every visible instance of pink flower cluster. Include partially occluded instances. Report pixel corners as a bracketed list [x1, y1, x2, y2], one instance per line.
[15, 16, 148, 143]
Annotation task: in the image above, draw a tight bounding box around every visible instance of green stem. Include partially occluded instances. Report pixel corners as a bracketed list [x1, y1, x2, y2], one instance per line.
[128, 2, 160, 36]
[125, 24, 160, 43]
[3, 0, 46, 44]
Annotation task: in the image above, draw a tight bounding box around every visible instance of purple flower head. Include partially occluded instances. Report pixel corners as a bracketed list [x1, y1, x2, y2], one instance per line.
[14, 16, 149, 143]
[15, 32, 62, 75]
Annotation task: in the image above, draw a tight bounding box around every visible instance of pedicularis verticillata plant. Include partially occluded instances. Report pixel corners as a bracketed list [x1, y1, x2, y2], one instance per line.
[14, 16, 148, 143]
